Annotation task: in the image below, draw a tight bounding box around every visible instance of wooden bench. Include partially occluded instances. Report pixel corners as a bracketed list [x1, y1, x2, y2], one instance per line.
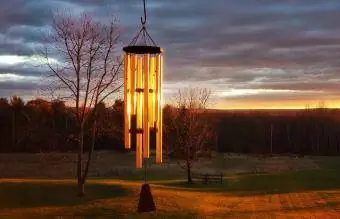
[192, 173, 224, 184]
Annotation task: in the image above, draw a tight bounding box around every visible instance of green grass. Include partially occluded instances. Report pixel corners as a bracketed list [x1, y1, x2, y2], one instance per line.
[158, 169, 340, 195]
[1, 155, 340, 218]
[1, 176, 340, 218]
[151, 156, 340, 195]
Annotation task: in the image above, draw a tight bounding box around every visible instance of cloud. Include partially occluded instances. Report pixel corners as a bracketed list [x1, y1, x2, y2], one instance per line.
[1, 0, 340, 107]
[0, 73, 45, 94]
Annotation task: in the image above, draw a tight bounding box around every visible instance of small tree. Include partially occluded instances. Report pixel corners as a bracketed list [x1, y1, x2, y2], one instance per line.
[44, 12, 122, 196]
[165, 88, 215, 184]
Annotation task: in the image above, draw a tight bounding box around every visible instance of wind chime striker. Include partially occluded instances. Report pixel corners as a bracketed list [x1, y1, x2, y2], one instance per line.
[123, 0, 163, 169]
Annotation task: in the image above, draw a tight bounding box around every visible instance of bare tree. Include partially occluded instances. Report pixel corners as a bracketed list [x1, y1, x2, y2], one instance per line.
[165, 88, 215, 184]
[44, 12, 122, 196]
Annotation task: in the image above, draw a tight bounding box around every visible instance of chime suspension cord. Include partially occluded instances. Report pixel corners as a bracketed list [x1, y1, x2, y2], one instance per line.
[141, 0, 147, 25]
[142, 0, 148, 183]
[143, 0, 149, 183]
[141, 0, 147, 44]
[144, 158, 147, 183]
[128, 0, 156, 46]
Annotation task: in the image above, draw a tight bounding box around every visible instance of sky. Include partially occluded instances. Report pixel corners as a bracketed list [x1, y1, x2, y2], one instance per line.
[1, 0, 340, 109]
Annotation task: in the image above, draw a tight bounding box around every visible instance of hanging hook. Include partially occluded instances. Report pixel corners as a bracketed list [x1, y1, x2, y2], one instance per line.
[141, 0, 147, 26]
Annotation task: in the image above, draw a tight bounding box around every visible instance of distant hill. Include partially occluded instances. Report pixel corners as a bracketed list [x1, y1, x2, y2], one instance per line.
[206, 108, 340, 116]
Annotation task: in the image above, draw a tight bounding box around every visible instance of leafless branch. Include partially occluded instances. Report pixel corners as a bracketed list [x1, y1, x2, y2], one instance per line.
[43, 11, 122, 195]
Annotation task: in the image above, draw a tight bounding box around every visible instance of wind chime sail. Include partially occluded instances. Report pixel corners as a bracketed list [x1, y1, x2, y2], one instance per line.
[123, 0, 163, 168]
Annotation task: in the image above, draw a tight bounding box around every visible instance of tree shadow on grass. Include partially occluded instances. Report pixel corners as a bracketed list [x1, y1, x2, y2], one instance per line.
[0, 182, 130, 209]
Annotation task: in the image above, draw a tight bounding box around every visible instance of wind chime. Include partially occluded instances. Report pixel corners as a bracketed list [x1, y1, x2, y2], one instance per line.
[123, 0, 163, 213]
[123, 0, 163, 169]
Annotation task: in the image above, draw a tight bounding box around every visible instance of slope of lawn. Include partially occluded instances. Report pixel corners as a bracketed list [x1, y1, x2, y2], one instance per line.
[160, 168, 340, 195]
[0, 154, 340, 218]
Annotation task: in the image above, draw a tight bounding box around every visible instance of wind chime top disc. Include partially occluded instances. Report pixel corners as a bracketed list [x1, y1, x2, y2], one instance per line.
[123, 45, 162, 54]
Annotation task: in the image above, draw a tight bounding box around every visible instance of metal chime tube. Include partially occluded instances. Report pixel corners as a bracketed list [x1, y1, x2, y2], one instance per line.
[130, 55, 136, 116]
[124, 54, 130, 149]
[143, 54, 150, 158]
[159, 54, 163, 163]
[149, 57, 155, 128]
[123, 48, 163, 168]
[131, 54, 137, 167]
[136, 55, 144, 168]
[155, 54, 163, 163]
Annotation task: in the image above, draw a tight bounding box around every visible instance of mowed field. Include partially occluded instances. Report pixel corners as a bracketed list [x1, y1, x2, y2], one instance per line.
[1, 151, 340, 218]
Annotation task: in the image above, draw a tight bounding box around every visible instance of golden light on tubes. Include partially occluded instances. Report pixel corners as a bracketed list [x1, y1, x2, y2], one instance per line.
[123, 46, 163, 168]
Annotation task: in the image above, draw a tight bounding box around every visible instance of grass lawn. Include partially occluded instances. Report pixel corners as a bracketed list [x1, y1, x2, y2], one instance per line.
[0, 155, 340, 218]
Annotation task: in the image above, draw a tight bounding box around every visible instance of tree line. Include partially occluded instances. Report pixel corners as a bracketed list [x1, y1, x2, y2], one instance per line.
[2, 96, 340, 156]
[215, 108, 340, 156]
[0, 96, 124, 153]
